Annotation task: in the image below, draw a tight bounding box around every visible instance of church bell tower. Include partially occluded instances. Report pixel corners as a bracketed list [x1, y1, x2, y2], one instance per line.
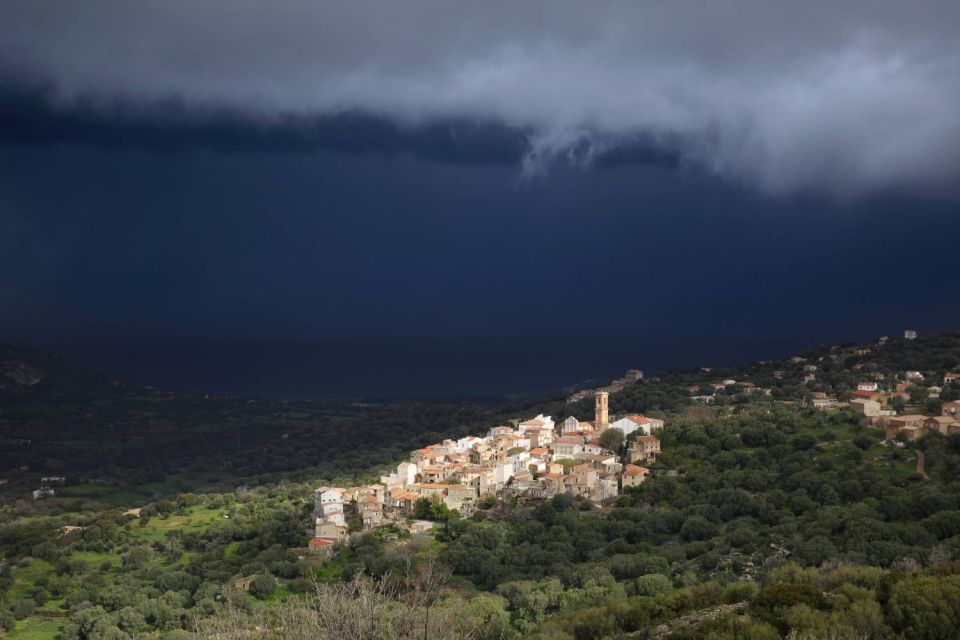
[595, 391, 609, 429]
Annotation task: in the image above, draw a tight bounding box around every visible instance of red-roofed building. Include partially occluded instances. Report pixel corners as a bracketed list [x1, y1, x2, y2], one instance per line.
[852, 389, 885, 403]
[308, 537, 337, 556]
[621, 464, 650, 488]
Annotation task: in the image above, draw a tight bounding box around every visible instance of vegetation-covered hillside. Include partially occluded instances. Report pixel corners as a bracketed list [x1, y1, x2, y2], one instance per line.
[2, 332, 960, 639]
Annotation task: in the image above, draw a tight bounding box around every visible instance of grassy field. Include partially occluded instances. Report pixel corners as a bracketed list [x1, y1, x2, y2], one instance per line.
[5, 617, 63, 640]
[2, 501, 235, 638]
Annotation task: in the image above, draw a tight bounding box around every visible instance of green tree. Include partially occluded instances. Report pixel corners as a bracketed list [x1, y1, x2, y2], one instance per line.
[248, 574, 276, 600]
[634, 573, 673, 596]
[887, 575, 960, 640]
[598, 429, 624, 452]
[680, 516, 717, 541]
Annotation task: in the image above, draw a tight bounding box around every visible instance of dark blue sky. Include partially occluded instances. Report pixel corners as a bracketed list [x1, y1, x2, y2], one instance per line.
[2, 141, 958, 397]
[2, 3, 960, 397]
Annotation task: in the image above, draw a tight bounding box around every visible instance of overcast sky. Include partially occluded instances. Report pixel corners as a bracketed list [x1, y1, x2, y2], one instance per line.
[1, 3, 959, 396]
[4, 1, 960, 196]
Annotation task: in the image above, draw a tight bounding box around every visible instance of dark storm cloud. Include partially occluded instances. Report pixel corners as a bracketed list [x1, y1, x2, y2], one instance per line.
[0, 76, 526, 164]
[2, 1, 960, 195]
[0, 76, 681, 169]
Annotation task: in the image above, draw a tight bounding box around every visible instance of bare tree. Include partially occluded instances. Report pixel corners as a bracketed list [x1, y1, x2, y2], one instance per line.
[195, 561, 478, 640]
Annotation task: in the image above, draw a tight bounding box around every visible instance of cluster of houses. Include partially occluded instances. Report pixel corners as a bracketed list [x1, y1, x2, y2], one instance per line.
[306, 331, 959, 553]
[864, 398, 960, 441]
[811, 369, 960, 443]
[688, 377, 772, 404]
[309, 391, 663, 552]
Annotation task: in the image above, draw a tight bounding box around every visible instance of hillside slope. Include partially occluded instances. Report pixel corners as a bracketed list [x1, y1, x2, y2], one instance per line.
[0, 343, 122, 402]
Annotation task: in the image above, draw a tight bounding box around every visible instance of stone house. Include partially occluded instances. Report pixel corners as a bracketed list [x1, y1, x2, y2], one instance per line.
[943, 401, 960, 418]
[621, 464, 649, 488]
[315, 519, 348, 541]
[924, 416, 960, 436]
[883, 415, 926, 441]
[628, 435, 661, 463]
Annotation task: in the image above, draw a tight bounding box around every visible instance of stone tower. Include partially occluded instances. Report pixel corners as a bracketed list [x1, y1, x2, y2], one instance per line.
[595, 391, 609, 429]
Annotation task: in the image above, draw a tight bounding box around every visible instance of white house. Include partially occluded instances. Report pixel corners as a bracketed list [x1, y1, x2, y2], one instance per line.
[316, 488, 346, 527]
[320, 503, 345, 527]
[493, 461, 515, 486]
[580, 443, 605, 456]
[518, 414, 555, 433]
[857, 382, 878, 391]
[398, 462, 417, 485]
[380, 461, 419, 488]
[456, 435, 483, 451]
[553, 436, 583, 460]
[608, 415, 663, 436]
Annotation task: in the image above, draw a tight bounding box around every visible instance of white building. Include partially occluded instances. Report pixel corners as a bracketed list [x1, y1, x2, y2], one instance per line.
[562, 416, 581, 434]
[316, 488, 346, 527]
[518, 414, 555, 434]
[380, 461, 419, 488]
[608, 415, 663, 436]
[493, 461, 515, 487]
[455, 436, 484, 452]
[553, 436, 583, 460]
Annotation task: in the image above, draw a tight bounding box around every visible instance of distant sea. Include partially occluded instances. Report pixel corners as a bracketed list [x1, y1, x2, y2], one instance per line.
[35, 330, 887, 400]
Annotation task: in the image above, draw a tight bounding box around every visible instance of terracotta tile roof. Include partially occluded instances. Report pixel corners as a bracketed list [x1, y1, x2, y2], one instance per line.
[309, 537, 336, 548]
[623, 464, 650, 476]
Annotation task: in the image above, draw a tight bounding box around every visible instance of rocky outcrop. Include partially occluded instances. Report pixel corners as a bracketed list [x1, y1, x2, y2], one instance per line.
[1, 361, 46, 388]
[627, 601, 750, 638]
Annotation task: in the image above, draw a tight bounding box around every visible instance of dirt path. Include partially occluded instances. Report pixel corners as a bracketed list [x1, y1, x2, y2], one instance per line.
[917, 449, 928, 478]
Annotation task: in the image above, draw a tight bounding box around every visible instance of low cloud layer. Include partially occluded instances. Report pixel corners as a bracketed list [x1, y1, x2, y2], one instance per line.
[0, 77, 680, 170]
[3, 1, 959, 196]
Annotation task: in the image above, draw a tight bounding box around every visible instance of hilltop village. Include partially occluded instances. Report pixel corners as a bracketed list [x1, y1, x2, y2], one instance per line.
[310, 329, 960, 552]
[4, 332, 960, 638]
[310, 384, 664, 550]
